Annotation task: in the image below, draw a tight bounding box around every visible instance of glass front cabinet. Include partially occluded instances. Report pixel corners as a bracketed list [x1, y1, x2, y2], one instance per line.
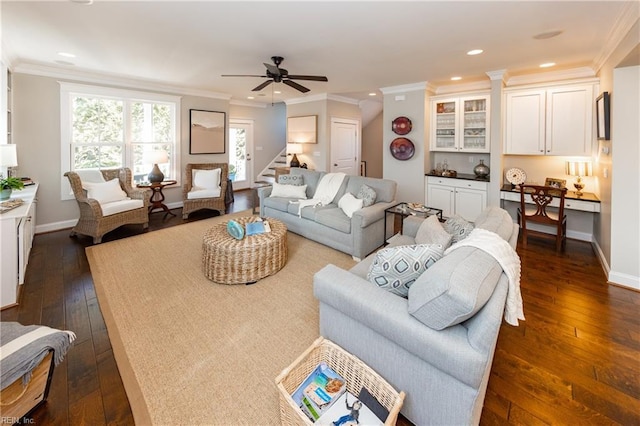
[430, 94, 490, 153]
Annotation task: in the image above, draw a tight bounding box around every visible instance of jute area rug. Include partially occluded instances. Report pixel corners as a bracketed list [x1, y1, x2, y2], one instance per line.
[86, 211, 356, 425]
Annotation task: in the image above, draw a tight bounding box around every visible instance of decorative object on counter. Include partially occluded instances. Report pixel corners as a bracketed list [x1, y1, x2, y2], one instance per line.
[473, 159, 490, 178]
[392, 116, 412, 135]
[505, 167, 526, 188]
[596, 91, 610, 140]
[390, 137, 415, 161]
[565, 161, 592, 196]
[442, 170, 457, 177]
[544, 178, 567, 196]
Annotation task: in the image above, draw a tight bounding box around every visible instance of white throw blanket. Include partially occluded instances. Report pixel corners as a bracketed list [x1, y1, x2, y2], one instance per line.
[445, 228, 525, 326]
[293, 172, 347, 217]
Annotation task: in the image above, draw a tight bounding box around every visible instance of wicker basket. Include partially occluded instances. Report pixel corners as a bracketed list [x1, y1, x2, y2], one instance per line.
[275, 337, 405, 425]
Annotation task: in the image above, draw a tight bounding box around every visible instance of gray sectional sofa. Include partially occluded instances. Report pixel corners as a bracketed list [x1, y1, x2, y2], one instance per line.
[313, 206, 519, 425]
[257, 168, 397, 260]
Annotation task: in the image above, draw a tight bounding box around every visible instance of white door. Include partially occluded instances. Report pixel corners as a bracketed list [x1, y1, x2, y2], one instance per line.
[229, 119, 254, 190]
[330, 118, 359, 175]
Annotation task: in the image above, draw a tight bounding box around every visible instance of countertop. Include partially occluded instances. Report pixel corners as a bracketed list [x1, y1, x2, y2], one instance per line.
[425, 172, 490, 182]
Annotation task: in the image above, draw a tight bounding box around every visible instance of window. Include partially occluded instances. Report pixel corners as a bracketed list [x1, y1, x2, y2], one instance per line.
[60, 82, 180, 199]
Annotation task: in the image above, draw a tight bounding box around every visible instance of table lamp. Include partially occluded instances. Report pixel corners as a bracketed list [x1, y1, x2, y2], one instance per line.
[147, 150, 169, 183]
[566, 161, 592, 196]
[288, 143, 303, 168]
[0, 144, 18, 178]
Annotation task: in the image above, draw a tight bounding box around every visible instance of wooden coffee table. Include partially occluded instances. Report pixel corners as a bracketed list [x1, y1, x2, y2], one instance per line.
[202, 217, 287, 284]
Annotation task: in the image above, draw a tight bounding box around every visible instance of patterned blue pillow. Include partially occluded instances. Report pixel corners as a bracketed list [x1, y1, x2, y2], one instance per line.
[278, 174, 304, 186]
[356, 184, 377, 207]
[444, 215, 475, 243]
[367, 244, 444, 298]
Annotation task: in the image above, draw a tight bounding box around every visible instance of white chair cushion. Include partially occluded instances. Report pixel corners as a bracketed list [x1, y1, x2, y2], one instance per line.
[187, 188, 221, 199]
[83, 178, 128, 204]
[192, 168, 221, 190]
[100, 199, 143, 216]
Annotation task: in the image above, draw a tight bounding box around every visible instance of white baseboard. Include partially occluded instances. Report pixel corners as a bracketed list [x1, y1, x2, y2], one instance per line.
[591, 238, 611, 277]
[608, 271, 640, 291]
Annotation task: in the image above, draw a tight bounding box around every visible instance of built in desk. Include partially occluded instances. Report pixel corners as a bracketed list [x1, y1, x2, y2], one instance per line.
[499, 184, 600, 241]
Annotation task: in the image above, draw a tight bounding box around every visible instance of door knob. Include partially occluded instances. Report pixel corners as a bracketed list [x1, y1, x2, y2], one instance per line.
[334, 163, 338, 166]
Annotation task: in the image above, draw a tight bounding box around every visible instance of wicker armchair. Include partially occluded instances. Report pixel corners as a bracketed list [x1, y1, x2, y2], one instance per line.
[182, 163, 228, 219]
[64, 168, 150, 244]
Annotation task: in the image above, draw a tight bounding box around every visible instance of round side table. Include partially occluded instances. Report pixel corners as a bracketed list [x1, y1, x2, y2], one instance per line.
[202, 217, 287, 284]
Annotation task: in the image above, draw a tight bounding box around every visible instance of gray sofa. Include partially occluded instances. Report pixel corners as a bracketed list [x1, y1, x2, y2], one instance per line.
[313, 206, 519, 425]
[257, 168, 397, 259]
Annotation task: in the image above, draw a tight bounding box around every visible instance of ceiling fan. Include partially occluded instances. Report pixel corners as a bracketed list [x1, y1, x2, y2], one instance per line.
[222, 56, 328, 93]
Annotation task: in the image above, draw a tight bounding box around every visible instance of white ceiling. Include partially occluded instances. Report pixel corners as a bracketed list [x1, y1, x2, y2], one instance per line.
[1, 1, 635, 106]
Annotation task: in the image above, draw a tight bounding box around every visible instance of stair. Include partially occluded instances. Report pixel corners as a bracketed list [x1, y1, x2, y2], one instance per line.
[254, 150, 287, 187]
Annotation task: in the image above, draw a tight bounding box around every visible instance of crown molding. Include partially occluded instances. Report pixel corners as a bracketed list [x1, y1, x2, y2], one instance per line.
[592, 2, 640, 73]
[284, 93, 359, 106]
[506, 67, 597, 87]
[486, 69, 509, 84]
[12, 61, 232, 100]
[380, 82, 427, 95]
[229, 99, 268, 108]
[434, 80, 491, 95]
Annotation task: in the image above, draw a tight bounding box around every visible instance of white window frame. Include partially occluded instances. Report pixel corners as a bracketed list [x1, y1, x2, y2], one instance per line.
[60, 82, 181, 200]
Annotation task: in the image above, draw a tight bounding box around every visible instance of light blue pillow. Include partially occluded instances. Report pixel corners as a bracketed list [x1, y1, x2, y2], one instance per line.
[356, 184, 377, 207]
[367, 244, 444, 298]
[278, 174, 304, 186]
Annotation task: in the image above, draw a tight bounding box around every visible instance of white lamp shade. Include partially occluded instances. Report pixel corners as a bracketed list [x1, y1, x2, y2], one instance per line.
[287, 144, 303, 155]
[147, 150, 169, 164]
[0, 144, 18, 167]
[566, 161, 592, 177]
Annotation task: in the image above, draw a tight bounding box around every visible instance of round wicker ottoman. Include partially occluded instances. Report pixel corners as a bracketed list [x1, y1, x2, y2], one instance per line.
[202, 217, 288, 284]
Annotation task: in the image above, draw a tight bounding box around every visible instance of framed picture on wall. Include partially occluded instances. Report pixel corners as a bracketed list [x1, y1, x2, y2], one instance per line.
[287, 115, 317, 143]
[596, 91, 610, 141]
[190, 109, 226, 154]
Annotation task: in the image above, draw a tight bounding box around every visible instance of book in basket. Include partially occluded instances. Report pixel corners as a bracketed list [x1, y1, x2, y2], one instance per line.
[291, 362, 347, 422]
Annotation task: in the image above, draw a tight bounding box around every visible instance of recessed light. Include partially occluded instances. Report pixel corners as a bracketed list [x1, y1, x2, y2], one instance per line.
[274, 91, 281, 94]
[467, 49, 483, 56]
[533, 30, 563, 40]
[58, 52, 76, 58]
[369, 92, 377, 96]
[540, 62, 556, 68]
[70, 0, 94, 4]
[247, 96, 255, 99]
[451, 76, 462, 81]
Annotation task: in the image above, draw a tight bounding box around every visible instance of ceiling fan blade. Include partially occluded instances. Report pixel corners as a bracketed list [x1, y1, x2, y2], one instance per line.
[286, 75, 328, 82]
[283, 79, 310, 93]
[221, 74, 267, 78]
[252, 80, 273, 91]
[263, 63, 281, 76]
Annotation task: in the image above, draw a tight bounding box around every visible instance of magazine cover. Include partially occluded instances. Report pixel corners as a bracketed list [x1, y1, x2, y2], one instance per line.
[291, 362, 347, 422]
[316, 391, 384, 426]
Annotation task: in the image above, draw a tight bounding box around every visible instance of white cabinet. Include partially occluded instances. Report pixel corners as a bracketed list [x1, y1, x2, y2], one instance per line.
[431, 94, 490, 153]
[1, 184, 38, 309]
[426, 177, 487, 221]
[504, 83, 594, 156]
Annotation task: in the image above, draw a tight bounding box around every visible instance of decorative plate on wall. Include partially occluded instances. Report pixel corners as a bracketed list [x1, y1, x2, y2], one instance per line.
[505, 167, 527, 186]
[390, 137, 415, 161]
[392, 116, 412, 135]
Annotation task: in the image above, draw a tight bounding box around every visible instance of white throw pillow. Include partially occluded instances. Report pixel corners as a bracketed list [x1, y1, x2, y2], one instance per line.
[269, 182, 308, 199]
[83, 178, 129, 204]
[192, 168, 221, 190]
[415, 215, 453, 249]
[338, 192, 364, 218]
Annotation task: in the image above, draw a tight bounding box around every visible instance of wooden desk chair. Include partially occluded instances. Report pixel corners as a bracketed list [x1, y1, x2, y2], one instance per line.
[518, 184, 567, 252]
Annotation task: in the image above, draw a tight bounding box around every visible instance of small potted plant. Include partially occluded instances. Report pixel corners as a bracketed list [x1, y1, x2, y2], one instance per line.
[1, 176, 25, 200]
[228, 164, 236, 181]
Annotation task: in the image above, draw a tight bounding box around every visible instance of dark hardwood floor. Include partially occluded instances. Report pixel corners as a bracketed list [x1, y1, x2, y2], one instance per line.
[2, 190, 639, 425]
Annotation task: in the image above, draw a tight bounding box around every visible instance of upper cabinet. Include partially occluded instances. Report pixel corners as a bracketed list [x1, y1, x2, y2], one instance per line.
[504, 83, 594, 156]
[431, 94, 490, 153]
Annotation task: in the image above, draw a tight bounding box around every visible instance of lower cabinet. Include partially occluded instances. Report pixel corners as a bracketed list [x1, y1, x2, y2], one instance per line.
[426, 176, 487, 221]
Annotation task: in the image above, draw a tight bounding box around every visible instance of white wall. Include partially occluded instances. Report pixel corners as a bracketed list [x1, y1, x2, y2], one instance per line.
[382, 85, 429, 204]
[609, 65, 640, 289]
[362, 112, 383, 178]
